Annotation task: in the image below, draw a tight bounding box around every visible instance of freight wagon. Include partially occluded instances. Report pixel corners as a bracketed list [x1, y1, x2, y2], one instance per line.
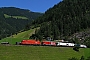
[18, 40, 87, 48]
[56, 42, 87, 48]
[56, 42, 75, 47]
[41, 41, 56, 46]
[74, 44, 87, 48]
[80, 45, 87, 48]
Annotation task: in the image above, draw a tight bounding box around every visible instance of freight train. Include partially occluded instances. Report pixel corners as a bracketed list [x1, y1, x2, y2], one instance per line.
[18, 39, 87, 48]
[20, 39, 56, 46]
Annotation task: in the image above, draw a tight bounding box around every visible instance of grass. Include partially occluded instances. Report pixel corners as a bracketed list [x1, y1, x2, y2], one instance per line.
[0, 28, 38, 44]
[12, 16, 28, 19]
[13, 28, 36, 39]
[84, 48, 90, 57]
[0, 38, 25, 44]
[0, 45, 89, 60]
[4, 14, 28, 19]
[4, 14, 11, 18]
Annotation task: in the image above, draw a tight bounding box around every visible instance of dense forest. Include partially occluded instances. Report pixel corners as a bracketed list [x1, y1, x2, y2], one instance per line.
[0, 7, 43, 39]
[32, 0, 90, 47]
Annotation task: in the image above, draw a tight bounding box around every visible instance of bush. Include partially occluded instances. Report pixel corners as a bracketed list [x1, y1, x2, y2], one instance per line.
[80, 56, 85, 60]
[73, 47, 79, 52]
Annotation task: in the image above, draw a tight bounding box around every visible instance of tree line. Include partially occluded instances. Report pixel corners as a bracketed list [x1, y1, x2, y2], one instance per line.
[31, 0, 90, 47]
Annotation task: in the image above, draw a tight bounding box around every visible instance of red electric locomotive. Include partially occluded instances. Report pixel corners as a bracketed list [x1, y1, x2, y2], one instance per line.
[20, 40, 41, 45]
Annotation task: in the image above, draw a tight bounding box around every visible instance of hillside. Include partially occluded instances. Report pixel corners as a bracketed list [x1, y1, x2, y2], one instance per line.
[0, 28, 38, 44]
[32, 0, 90, 47]
[0, 7, 43, 39]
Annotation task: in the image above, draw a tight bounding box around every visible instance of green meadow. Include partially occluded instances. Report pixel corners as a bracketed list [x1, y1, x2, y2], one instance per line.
[0, 45, 90, 60]
[4, 14, 28, 19]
